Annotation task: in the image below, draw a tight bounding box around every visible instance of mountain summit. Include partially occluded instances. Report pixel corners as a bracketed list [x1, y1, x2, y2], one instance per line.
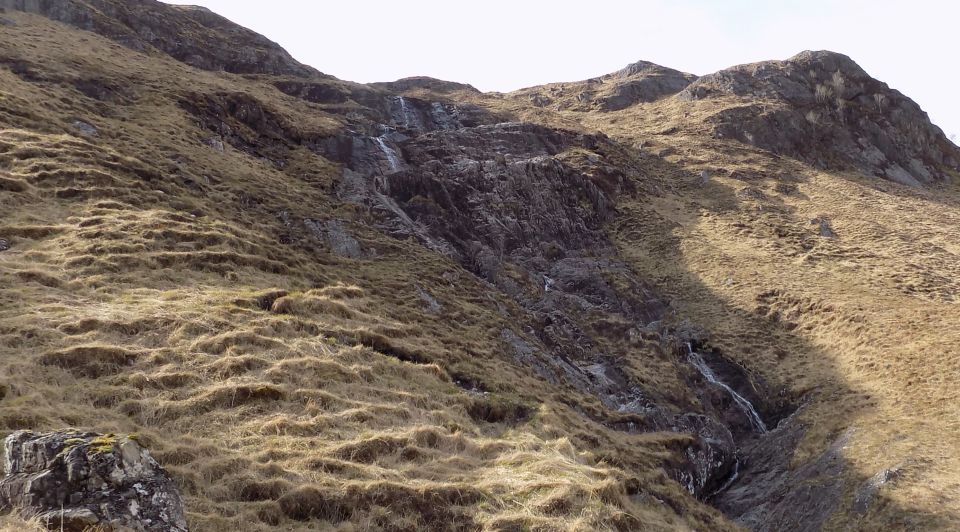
[1, 2, 959, 531]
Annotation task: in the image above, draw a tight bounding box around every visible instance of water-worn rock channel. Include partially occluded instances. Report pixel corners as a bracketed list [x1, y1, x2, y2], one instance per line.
[312, 97, 806, 517]
[178, 79, 835, 528]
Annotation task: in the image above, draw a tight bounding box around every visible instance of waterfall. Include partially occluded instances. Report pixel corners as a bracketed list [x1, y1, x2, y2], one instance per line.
[709, 458, 740, 498]
[543, 275, 555, 292]
[397, 96, 415, 129]
[687, 343, 767, 433]
[374, 137, 401, 172]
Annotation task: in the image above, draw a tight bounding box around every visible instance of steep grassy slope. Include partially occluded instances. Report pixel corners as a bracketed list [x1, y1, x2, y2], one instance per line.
[487, 56, 960, 530]
[0, 8, 728, 532]
[2, 3, 960, 532]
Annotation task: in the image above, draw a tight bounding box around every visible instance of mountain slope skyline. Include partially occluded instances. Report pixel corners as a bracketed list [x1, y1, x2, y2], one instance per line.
[1, 1, 960, 530]
[163, 0, 960, 143]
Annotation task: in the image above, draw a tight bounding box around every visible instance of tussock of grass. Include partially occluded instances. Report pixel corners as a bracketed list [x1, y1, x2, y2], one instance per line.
[0, 514, 43, 532]
[12, 6, 960, 531]
[38, 345, 139, 377]
[270, 293, 354, 318]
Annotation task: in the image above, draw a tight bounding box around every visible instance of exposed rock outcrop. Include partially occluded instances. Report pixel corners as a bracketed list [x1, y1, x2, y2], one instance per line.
[5, 2, 953, 528]
[0, 0, 315, 76]
[371, 76, 480, 94]
[714, 418, 851, 531]
[680, 50, 960, 186]
[596, 60, 698, 110]
[0, 430, 187, 532]
[179, 90, 326, 168]
[332, 117, 756, 496]
[513, 60, 695, 111]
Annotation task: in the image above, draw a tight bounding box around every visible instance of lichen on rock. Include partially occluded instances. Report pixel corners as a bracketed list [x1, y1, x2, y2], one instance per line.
[0, 430, 187, 531]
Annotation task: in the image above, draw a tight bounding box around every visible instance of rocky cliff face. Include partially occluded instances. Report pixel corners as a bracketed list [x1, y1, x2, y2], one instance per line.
[514, 60, 696, 112]
[0, 0, 313, 75]
[1, 2, 959, 531]
[679, 50, 960, 186]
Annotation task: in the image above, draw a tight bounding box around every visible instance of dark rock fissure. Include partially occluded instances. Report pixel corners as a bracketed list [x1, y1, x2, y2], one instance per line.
[682, 341, 800, 503]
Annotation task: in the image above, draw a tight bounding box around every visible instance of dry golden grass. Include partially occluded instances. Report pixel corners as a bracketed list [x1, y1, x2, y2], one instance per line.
[0, 11, 733, 531]
[0, 514, 42, 531]
[459, 83, 960, 528]
[4, 7, 959, 531]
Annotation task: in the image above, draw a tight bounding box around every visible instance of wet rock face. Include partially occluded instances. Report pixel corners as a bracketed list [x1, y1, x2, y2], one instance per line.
[672, 414, 736, 496]
[0, 430, 188, 532]
[714, 418, 851, 532]
[680, 50, 960, 186]
[686, 345, 793, 437]
[374, 123, 666, 342]
[384, 123, 622, 266]
[343, 118, 743, 496]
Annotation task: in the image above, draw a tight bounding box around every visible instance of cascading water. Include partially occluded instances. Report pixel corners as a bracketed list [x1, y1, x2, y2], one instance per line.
[687, 343, 768, 433]
[397, 96, 416, 129]
[374, 137, 401, 172]
[543, 275, 555, 292]
[709, 457, 740, 499]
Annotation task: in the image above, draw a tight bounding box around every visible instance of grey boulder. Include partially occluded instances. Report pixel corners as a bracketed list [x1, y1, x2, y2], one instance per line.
[0, 430, 187, 531]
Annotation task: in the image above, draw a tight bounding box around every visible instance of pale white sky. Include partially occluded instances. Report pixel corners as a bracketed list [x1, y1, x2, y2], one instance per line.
[168, 1, 959, 142]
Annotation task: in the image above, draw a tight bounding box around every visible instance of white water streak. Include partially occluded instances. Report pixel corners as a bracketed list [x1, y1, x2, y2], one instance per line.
[710, 458, 740, 498]
[687, 343, 767, 433]
[398, 96, 415, 129]
[374, 137, 401, 172]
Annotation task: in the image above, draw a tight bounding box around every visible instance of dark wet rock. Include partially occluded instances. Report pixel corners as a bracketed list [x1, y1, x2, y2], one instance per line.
[0, 430, 188, 531]
[680, 50, 960, 186]
[0, 239, 8, 251]
[380, 123, 624, 265]
[315, 106, 502, 179]
[684, 345, 793, 437]
[1, 0, 315, 76]
[715, 413, 851, 531]
[671, 413, 737, 496]
[383, 95, 497, 132]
